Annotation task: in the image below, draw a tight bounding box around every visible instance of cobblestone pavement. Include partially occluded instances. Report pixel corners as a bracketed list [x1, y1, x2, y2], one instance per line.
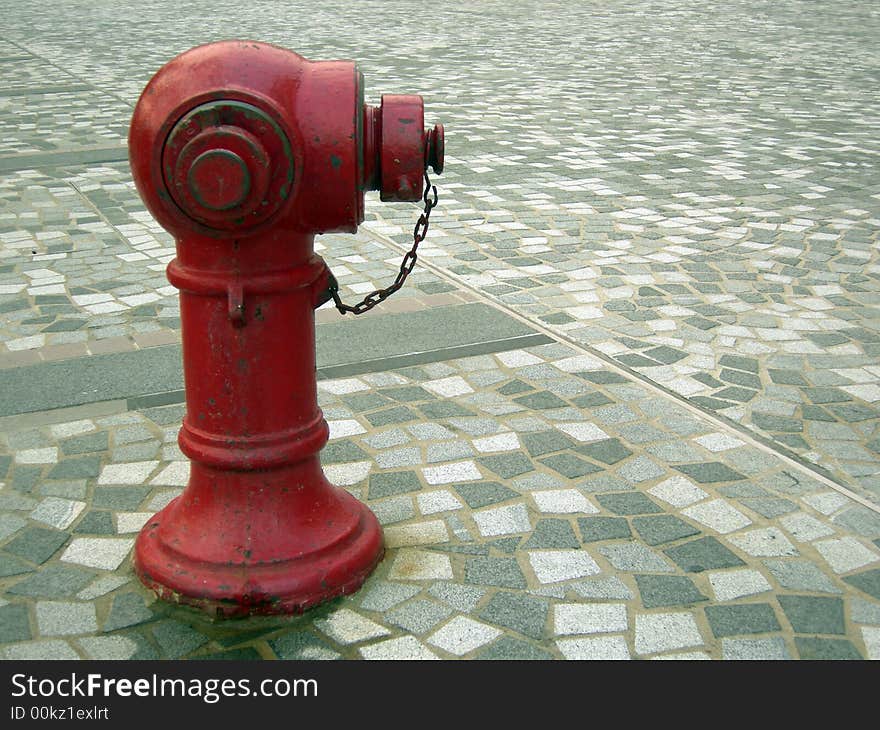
[1, 0, 879, 659]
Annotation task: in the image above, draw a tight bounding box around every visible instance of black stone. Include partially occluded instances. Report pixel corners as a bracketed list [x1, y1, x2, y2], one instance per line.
[478, 591, 548, 639]
[843, 568, 880, 600]
[705, 603, 781, 637]
[665, 536, 746, 573]
[596, 492, 663, 515]
[523, 519, 580, 549]
[635, 574, 707, 609]
[368, 471, 422, 500]
[577, 516, 631, 543]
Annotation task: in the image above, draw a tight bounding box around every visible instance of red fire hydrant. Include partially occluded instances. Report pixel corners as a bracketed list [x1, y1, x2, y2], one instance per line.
[128, 40, 444, 616]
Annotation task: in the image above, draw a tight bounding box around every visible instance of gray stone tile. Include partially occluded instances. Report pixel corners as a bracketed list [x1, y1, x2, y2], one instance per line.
[675, 462, 746, 483]
[722, 637, 791, 661]
[0, 603, 32, 644]
[150, 620, 210, 659]
[595, 492, 663, 515]
[843, 568, 880, 600]
[795, 637, 862, 660]
[665, 537, 746, 573]
[474, 636, 554, 660]
[478, 591, 549, 639]
[705, 603, 782, 637]
[367, 470, 422, 500]
[763, 559, 842, 594]
[778, 595, 846, 635]
[427, 582, 486, 612]
[522, 519, 580, 549]
[464, 556, 527, 589]
[478, 453, 536, 479]
[578, 516, 632, 543]
[102, 592, 155, 632]
[5, 526, 68, 564]
[268, 631, 341, 660]
[635, 575, 708, 609]
[632, 515, 700, 546]
[539, 453, 602, 478]
[7, 564, 95, 598]
[598, 542, 675, 573]
[386, 598, 453, 634]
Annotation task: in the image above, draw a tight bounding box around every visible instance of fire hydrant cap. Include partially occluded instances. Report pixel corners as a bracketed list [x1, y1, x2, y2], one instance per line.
[162, 100, 293, 231]
[187, 148, 251, 211]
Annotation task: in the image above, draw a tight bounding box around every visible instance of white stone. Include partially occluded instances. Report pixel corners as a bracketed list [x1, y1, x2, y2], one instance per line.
[359, 636, 440, 660]
[528, 550, 601, 583]
[531, 489, 598, 514]
[634, 613, 704, 655]
[6, 335, 45, 351]
[556, 636, 630, 660]
[648, 476, 708, 507]
[427, 616, 501, 656]
[652, 652, 711, 660]
[814, 537, 879, 574]
[116, 512, 155, 534]
[422, 460, 481, 485]
[318, 378, 369, 394]
[422, 376, 474, 397]
[314, 609, 391, 645]
[417, 490, 463, 515]
[387, 549, 453, 580]
[862, 627, 880, 661]
[778, 512, 835, 542]
[30, 498, 85, 530]
[682, 499, 752, 534]
[803, 491, 850, 516]
[472, 432, 520, 452]
[554, 603, 627, 635]
[494, 350, 543, 367]
[551, 355, 604, 372]
[728, 528, 798, 557]
[324, 461, 371, 486]
[15, 447, 58, 465]
[694, 432, 745, 452]
[708, 569, 773, 601]
[77, 575, 130, 600]
[2, 641, 80, 660]
[85, 302, 127, 314]
[150, 461, 190, 486]
[61, 537, 135, 570]
[473, 503, 531, 537]
[49, 420, 95, 438]
[97, 461, 159, 485]
[556, 422, 609, 443]
[78, 636, 139, 660]
[328, 419, 367, 440]
[383, 520, 449, 548]
[840, 384, 880, 402]
[36, 602, 98, 636]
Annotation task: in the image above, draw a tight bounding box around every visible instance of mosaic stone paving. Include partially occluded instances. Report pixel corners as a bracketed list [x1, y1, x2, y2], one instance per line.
[1, 0, 878, 502]
[1, 344, 879, 659]
[1, 0, 880, 659]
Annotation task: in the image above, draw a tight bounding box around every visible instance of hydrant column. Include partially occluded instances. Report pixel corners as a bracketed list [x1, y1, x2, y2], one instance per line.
[127, 40, 443, 616]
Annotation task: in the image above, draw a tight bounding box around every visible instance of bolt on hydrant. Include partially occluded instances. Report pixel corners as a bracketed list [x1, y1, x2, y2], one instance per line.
[128, 40, 444, 616]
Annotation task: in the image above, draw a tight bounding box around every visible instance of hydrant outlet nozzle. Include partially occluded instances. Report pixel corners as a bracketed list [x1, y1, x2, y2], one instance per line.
[427, 123, 444, 175]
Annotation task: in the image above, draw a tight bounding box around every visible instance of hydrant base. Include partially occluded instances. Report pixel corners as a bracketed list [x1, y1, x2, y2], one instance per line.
[133, 492, 384, 618]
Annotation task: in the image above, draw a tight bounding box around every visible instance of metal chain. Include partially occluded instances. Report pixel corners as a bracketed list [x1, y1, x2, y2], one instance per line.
[329, 170, 438, 315]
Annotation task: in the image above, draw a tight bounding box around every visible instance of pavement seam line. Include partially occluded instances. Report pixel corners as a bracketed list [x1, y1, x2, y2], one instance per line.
[2, 35, 135, 108]
[358, 224, 880, 516]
